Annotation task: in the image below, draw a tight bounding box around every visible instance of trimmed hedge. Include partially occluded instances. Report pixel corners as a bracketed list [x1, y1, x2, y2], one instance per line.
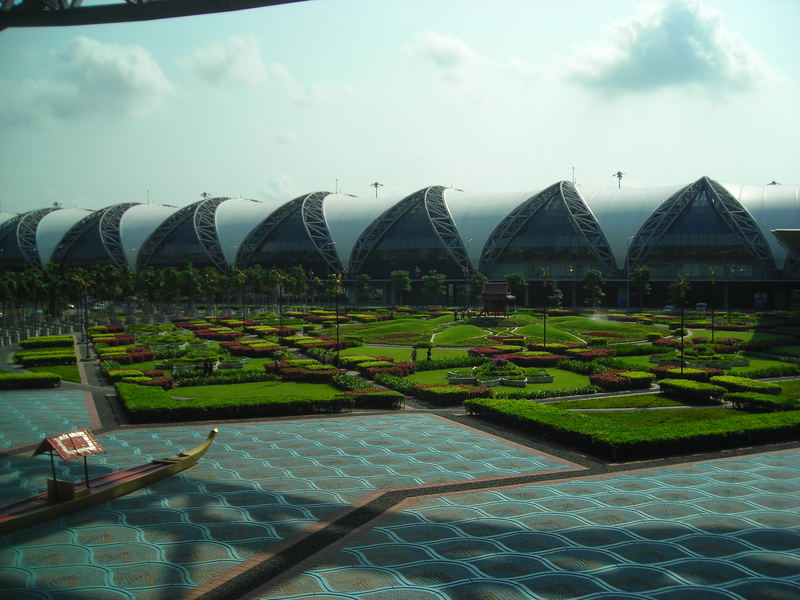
[116, 382, 352, 423]
[710, 375, 782, 395]
[331, 373, 373, 391]
[335, 388, 405, 409]
[494, 385, 601, 400]
[464, 397, 800, 461]
[412, 383, 493, 406]
[19, 335, 75, 348]
[590, 370, 655, 391]
[730, 364, 800, 379]
[726, 392, 800, 412]
[0, 372, 61, 389]
[658, 378, 726, 404]
[174, 370, 279, 387]
[373, 373, 417, 394]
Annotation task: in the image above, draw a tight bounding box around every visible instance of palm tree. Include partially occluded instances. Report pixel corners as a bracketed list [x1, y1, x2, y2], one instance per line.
[390, 270, 411, 306]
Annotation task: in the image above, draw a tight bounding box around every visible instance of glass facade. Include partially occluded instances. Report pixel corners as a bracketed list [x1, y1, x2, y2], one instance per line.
[146, 219, 214, 269]
[637, 190, 764, 280]
[0, 229, 26, 271]
[248, 210, 330, 274]
[358, 201, 461, 278]
[61, 227, 113, 267]
[488, 197, 599, 280]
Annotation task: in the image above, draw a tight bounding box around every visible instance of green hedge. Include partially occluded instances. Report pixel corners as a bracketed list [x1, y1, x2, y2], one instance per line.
[116, 382, 353, 423]
[494, 385, 601, 400]
[336, 389, 405, 409]
[15, 352, 77, 367]
[331, 373, 373, 391]
[412, 384, 493, 406]
[726, 392, 800, 412]
[0, 372, 61, 389]
[710, 375, 782, 395]
[658, 378, 726, 404]
[374, 373, 417, 394]
[18, 335, 75, 348]
[464, 397, 800, 461]
[174, 370, 279, 387]
[730, 364, 800, 379]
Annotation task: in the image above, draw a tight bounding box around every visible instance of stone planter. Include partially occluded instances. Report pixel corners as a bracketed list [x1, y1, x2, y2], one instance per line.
[501, 378, 527, 387]
[527, 375, 554, 383]
[477, 378, 501, 387]
[447, 377, 478, 385]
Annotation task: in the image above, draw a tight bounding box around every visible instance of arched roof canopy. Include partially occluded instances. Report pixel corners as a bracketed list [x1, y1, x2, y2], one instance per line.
[480, 181, 615, 280]
[627, 177, 776, 280]
[119, 204, 181, 270]
[215, 198, 278, 268]
[349, 186, 468, 278]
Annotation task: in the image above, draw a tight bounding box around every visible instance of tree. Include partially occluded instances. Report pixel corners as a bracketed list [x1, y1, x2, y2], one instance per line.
[669, 274, 691, 307]
[179, 263, 201, 312]
[583, 269, 606, 308]
[421, 270, 446, 305]
[355, 273, 379, 303]
[505, 272, 527, 306]
[630, 266, 652, 310]
[467, 271, 488, 306]
[390, 270, 411, 305]
[546, 280, 564, 308]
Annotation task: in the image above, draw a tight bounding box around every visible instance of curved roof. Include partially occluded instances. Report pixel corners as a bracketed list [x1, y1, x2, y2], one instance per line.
[0, 213, 16, 229]
[719, 183, 800, 269]
[578, 183, 689, 269]
[323, 193, 399, 270]
[214, 198, 279, 267]
[35, 208, 94, 266]
[118, 203, 180, 269]
[443, 189, 538, 269]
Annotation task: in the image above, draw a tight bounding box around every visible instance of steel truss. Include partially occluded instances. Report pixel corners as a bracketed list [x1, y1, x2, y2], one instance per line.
[480, 182, 614, 275]
[301, 192, 341, 274]
[48, 203, 137, 267]
[193, 196, 228, 272]
[626, 177, 775, 274]
[18, 208, 58, 268]
[136, 197, 226, 271]
[349, 186, 466, 276]
[99, 203, 139, 268]
[1, 0, 306, 29]
[235, 195, 305, 269]
[424, 186, 470, 274]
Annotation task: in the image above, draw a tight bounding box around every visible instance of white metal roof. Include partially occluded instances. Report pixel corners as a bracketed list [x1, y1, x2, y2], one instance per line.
[323, 193, 399, 269]
[719, 183, 800, 269]
[579, 184, 689, 269]
[119, 204, 180, 269]
[215, 198, 280, 266]
[36, 208, 93, 267]
[443, 188, 539, 269]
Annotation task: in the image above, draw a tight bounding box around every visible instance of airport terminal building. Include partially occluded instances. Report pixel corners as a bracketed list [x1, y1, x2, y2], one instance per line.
[1, 176, 798, 309]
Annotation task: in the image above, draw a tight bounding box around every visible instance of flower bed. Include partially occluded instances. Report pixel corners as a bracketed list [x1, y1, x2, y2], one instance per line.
[412, 383, 493, 406]
[565, 348, 614, 361]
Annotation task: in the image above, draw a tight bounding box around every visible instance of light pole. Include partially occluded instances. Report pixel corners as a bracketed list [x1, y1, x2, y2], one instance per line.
[369, 182, 383, 198]
[674, 274, 690, 374]
[709, 267, 718, 343]
[567, 265, 575, 308]
[333, 273, 342, 363]
[541, 267, 550, 348]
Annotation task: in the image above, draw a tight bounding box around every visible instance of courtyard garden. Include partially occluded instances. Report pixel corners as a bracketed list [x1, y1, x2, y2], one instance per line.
[5, 304, 799, 460]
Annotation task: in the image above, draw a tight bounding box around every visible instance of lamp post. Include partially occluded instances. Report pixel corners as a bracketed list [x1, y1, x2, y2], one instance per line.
[541, 267, 550, 348]
[674, 274, 690, 374]
[333, 273, 343, 363]
[567, 265, 575, 308]
[709, 267, 718, 343]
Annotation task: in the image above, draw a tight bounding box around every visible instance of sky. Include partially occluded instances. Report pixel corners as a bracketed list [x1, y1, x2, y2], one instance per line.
[0, 0, 798, 214]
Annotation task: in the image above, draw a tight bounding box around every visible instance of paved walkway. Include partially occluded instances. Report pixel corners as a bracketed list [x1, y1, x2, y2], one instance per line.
[1, 345, 799, 600]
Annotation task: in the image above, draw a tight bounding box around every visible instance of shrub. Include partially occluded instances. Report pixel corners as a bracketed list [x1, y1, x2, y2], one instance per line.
[15, 352, 77, 367]
[495, 385, 601, 400]
[116, 382, 352, 422]
[412, 383, 493, 405]
[414, 355, 485, 371]
[730, 364, 800, 379]
[335, 388, 405, 409]
[365, 363, 415, 378]
[586, 337, 609, 347]
[175, 370, 279, 387]
[19, 335, 75, 348]
[373, 373, 417, 394]
[590, 370, 655, 391]
[650, 365, 723, 381]
[565, 348, 613, 361]
[0, 372, 61, 389]
[726, 392, 800, 412]
[646, 333, 663, 342]
[611, 343, 660, 357]
[710, 376, 783, 395]
[658, 378, 726, 404]
[331, 373, 373, 391]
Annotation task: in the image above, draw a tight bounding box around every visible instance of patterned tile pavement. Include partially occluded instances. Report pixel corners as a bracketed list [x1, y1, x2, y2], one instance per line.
[255, 450, 800, 600]
[0, 415, 576, 599]
[0, 389, 97, 451]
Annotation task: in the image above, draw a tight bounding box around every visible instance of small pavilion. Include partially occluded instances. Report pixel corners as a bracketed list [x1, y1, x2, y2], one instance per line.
[481, 282, 515, 316]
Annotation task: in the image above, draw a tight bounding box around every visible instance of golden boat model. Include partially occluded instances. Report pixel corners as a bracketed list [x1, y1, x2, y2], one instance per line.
[0, 428, 218, 535]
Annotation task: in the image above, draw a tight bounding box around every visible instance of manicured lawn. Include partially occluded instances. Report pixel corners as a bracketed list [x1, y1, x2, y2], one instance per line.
[511, 323, 580, 343]
[554, 394, 685, 410]
[547, 316, 663, 342]
[28, 364, 82, 383]
[338, 346, 467, 361]
[780, 379, 800, 398]
[433, 324, 492, 346]
[171, 380, 340, 402]
[404, 367, 589, 392]
[333, 319, 439, 345]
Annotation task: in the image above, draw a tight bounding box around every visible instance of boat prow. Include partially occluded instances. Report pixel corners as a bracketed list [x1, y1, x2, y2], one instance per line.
[0, 428, 219, 536]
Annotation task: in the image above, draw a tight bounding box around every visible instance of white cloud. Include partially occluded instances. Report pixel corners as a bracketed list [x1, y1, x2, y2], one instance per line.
[268, 63, 354, 105]
[567, 0, 776, 95]
[258, 173, 299, 202]
[408, 31, 482, 75]
[0, 36, 174, 129]
[182, 35, 267, 87]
